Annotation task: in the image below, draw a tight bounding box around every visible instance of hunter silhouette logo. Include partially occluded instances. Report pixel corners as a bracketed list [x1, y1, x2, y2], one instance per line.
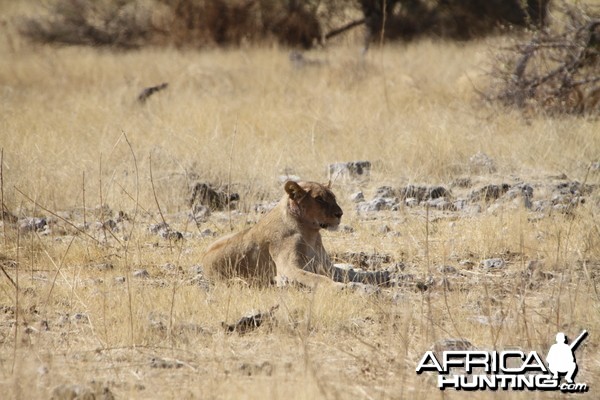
[416, 330, 589, 392]
[547, 330, 587, 384]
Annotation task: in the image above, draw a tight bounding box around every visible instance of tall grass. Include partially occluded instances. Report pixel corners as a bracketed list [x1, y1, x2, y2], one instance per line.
[1, 41, 597, 213]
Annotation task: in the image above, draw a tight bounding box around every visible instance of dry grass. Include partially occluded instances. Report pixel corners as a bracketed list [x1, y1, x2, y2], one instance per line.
[1, 1, 600, 399]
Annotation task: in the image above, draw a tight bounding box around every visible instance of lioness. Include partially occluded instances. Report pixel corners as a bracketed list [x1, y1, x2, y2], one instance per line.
[202, 180, 388, 288]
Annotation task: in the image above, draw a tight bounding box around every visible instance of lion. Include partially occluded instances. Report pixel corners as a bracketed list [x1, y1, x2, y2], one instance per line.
[202, 180, 389, 289]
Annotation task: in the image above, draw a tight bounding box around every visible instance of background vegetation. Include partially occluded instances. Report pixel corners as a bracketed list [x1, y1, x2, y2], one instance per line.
[16, 0, 554, 49]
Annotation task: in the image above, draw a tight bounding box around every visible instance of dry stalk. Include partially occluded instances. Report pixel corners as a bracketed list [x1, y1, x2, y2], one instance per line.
[82, 171, 86, 235]
[11, 226, 20, 373]
[29, 216, 34, 283]
[167, 217, 190, 347]
[98, 154, 108, 244]
[378, 1, 392, 115]
[149, 153, 174, 253]
[555, 270, 565, 331]
[482, 280, 499, 346]
[518, 294, 532, 349]
[123, 132, 140, 346]
[440, 271, 463, 339]
[44, 235, 75, 307]
[1, 148, 5, 247]
[149, 154, 167, 226]
[425, 202, 430, 274]
[580, 259, 600, 303]
[227, 123, 237, 232]
[0, 150, 15, 287]
[301, 291, 330, 399]
[564, 165, 591, 271]
[35, 231, 103, 349]
[0, 263, 16, 289]
[116, 182, 155, 222]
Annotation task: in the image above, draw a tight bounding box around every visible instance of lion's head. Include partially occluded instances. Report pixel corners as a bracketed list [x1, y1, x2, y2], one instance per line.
[284, 181, 343, 231]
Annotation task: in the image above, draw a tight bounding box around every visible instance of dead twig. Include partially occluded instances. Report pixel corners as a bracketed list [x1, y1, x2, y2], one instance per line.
[223, 304, 279, 334]
[138, 83, 168, 104]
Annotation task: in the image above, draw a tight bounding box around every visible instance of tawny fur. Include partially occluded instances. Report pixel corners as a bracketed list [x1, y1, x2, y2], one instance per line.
[202, 181, 344, 288]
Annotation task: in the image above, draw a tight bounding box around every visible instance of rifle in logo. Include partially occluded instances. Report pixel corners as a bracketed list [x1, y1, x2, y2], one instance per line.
[546, 330, 588, 384]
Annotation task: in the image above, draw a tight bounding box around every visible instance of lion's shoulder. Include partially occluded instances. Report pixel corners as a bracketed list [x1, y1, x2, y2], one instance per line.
[202, 181, 343, 285]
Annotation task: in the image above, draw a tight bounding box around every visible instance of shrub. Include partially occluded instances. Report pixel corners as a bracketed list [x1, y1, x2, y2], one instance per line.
[19, 0, 557, 49]
[18, 0, 156, 49]
[488, 1, 600, 116]
[18, 0, 324, 49]
[358, 0, 551, 45]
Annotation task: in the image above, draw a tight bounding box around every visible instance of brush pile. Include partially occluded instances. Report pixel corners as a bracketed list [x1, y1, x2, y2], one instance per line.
[489, 2, 600, 116]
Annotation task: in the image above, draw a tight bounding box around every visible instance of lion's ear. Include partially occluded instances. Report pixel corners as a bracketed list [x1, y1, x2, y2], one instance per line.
[284, 181, 306, 200]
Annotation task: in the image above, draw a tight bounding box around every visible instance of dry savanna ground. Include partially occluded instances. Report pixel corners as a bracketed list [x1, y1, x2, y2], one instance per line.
[1, 1, 600, 399]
